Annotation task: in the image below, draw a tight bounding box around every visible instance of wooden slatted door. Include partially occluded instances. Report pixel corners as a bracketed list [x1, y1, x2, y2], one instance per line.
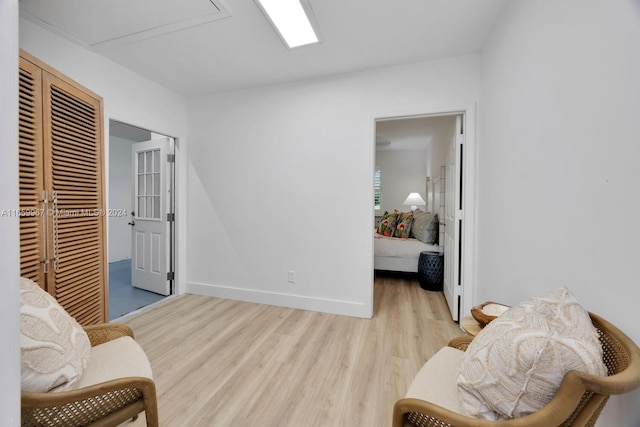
[18, 51, 107, 325]
[18, 57, 45, 287]
[43, 72, 107, 325]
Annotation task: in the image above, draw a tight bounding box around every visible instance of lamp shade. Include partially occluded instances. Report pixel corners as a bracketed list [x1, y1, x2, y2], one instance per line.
[403, 193, 426, 210]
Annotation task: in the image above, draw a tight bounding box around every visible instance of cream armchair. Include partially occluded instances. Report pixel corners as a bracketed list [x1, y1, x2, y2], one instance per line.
[393, 312, 640, 427]
[19, 277, 158, 427]
[21, 322, 158, 427]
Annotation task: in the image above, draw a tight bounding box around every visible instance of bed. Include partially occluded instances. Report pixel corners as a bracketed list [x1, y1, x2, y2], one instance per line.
[374, 230, 442, 273]
[374, 174, 445, 273]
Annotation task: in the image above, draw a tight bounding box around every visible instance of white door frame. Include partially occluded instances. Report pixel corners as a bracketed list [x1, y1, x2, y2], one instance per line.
[369, 104, 477, 321]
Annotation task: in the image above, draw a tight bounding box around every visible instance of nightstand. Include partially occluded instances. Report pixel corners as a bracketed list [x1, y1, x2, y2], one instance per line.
[418, 251, 444, 291]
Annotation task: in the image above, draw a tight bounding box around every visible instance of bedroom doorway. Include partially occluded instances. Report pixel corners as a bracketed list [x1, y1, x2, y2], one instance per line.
[372, 108, 476, 322]
[108, 120, 176, 319]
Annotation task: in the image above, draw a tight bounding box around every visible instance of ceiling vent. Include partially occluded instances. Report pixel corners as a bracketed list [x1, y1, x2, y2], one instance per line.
[20, 0, 231, 51]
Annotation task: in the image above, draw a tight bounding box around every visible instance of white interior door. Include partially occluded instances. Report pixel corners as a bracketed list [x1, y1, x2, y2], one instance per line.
[443, 116, 463, 321]
[131, 138, 171, 295]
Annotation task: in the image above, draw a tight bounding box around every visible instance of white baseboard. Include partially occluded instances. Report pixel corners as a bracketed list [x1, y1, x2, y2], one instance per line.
[186, 281, 371, 319]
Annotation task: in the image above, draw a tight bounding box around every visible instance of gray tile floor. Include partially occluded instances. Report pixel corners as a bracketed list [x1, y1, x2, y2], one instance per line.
[108, 259, 166, 320]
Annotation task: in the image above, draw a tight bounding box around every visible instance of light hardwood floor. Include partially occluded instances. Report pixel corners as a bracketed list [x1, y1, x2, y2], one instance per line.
[122, 272, 464, 426]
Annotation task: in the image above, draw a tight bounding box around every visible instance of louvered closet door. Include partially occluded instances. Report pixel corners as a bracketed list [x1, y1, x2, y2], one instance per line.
[42, 72, 107, 325]
[18, 58, 46, 287]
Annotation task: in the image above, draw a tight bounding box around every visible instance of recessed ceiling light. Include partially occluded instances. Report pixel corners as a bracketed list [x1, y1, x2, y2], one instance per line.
[255, 0, 319, 49]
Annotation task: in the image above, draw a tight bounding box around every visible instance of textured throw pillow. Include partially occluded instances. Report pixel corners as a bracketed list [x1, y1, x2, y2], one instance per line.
[411, 209, 438, 244]
[457, 288, 606, 420]
[377, 210, 399, 237]
[394, 211, 414, 239]
[376, 211, 388, 234]
[20, 277, 91, 392]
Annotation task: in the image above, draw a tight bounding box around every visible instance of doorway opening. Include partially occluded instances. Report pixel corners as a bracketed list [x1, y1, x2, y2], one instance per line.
[372, 108, 476, 322]
[108, 119, 176, 319]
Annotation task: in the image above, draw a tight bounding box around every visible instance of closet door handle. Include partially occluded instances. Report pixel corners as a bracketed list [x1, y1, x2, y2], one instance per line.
[41, 191, 49, 273]
[52, 192, 59, 272]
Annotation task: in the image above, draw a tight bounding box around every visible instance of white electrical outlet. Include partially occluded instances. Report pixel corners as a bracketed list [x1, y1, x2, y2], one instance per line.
[288, 270, 296, 283]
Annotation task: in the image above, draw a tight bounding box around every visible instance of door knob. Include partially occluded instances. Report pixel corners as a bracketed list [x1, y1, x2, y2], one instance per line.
[128, 221, 135, 226]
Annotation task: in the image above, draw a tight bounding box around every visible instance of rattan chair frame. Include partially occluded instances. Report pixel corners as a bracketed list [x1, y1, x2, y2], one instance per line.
[21, 323, 159, 427]
[393, 312, 640, 427]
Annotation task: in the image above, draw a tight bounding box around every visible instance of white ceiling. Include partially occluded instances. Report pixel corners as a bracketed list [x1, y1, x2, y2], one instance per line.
[109, 120, 152, 142]
[20, 0, 507, 96]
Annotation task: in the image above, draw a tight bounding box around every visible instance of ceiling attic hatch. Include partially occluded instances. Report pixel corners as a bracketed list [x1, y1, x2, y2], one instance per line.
[19, 0, 231, 51]
[254, 0, 321, 49]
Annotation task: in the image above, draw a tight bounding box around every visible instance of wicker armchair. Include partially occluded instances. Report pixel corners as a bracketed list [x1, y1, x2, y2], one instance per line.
[393, 312, 640, 427]
[22, 323, 159, 427]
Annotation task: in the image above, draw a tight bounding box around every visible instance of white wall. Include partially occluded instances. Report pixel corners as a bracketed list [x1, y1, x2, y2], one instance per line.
[108, 136, 133, 262]
[376, 149, 428, 213]
[375, 115, 454, 215]
[0, 1, 21, 424]
[187, 55, 479, 317]
[478, 0, 640, 424]
[19, 18, 189, 296]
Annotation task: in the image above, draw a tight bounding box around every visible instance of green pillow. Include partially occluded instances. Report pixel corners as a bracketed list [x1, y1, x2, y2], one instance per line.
[411, 209, 438, 244]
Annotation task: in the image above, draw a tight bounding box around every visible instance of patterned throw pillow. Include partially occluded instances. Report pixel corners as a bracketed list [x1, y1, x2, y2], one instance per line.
[394, 211, 414, 239]
[376, 211, 387, 234]
[20, 277, 91, 392]
[457, 288, 606, 420]
[377, 211, 399, 237]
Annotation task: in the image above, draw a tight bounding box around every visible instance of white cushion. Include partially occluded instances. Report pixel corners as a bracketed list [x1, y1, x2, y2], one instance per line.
[406, 346, 465, 413]
[77, 336, 153, 388]
[20, 277, 91, 392]
[457, 288, 606, 420]
[79, 336, 153, 427]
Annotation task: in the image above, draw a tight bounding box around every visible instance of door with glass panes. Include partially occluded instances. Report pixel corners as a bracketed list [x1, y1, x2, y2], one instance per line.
[131, 138, 171, 295]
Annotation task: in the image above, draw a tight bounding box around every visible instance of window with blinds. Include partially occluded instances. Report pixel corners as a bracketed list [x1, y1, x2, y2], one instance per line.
[374, 168, 382, 211]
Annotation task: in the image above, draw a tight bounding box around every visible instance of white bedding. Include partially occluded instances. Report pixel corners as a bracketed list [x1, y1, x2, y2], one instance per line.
[374, 233, 442, 258]
[374, 232, 442, 273]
